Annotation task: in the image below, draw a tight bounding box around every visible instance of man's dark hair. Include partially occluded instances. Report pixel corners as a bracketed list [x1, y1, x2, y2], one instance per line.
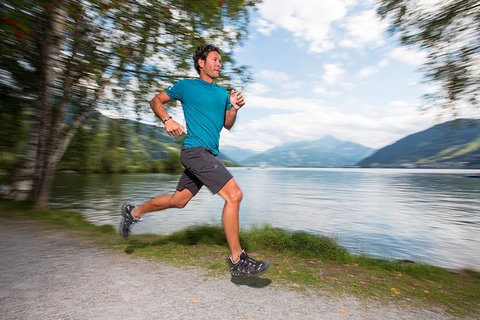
[193, 44, 220, 75]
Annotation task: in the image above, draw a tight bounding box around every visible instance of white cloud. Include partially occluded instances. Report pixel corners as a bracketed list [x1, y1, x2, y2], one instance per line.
[313, 85, 340, 97]
[389, 46, 427, 66]
[255, 18, 277, 35]
[243, 94, 327, 112]
[352, 57, 388, 81]
[340, 9, 387, 49]
[220, 94, 435, 151]
[378, 58, 390, 68]
[256, 69, 303, 93]
[314, 86, 327, 95]
[245, 82, 271, 96]
[357, 66, 378, 78]
[322, 64, 345, 85]
[215, 1, 449, 154]
[256, 0, 352, 53]
[256, 0, 387, 53]
[259, 70, 292, 83]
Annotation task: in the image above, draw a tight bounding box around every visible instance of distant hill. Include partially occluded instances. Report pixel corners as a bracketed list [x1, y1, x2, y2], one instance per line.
[100, 111, 240, 162]
[114, 116, 182, 161]
[221, 145, 261, 163]
[242, 136, 375, 167]
[59, 112, 186, 173]
[358, 119, 480, 168]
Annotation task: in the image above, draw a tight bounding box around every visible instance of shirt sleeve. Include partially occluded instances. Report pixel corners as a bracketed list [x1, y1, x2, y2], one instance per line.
[165, 80, 185, 101]
[225, 89, 232, 111]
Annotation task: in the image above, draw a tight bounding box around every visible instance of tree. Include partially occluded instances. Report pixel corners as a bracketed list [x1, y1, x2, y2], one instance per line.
[59, 124, 94, 173]
[163, 149, 182, 173]
[0, 0, 258, 207]
[377, 0, 480, 116]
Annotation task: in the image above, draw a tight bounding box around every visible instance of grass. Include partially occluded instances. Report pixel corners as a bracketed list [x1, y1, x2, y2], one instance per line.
[1, 198, 479, 318]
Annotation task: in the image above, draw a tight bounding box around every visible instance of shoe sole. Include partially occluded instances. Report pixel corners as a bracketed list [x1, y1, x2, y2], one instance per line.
[119, 203, 132, 239]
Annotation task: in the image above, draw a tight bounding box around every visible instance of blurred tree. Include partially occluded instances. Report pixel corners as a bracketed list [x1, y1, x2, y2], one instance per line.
[151, 159, 164, 173]
[100, 148, 129, 173]
[377, 0, 479, 116]
[107, 118, 128, 150]
[59, 125, 93, 173]
[163, 149, 182, 173]
[0, 0, 258, 206]
[0, 95, 27, 171]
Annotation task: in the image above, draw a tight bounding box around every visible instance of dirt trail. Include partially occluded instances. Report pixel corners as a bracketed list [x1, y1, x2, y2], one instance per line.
[0, 219, 452, 320]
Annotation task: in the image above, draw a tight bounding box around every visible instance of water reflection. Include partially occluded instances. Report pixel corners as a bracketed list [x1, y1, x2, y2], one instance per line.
[49, 168, 480, 271]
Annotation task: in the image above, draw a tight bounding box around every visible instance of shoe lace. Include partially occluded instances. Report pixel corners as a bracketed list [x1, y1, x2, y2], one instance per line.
[235, 254, 262, 273]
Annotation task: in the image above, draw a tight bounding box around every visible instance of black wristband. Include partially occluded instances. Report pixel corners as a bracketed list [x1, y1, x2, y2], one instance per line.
[162, 116, 172, 123]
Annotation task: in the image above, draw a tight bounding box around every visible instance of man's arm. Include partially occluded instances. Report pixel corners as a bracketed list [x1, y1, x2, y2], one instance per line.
[224, 90, 245, 130]
[150, 91, 185, 136]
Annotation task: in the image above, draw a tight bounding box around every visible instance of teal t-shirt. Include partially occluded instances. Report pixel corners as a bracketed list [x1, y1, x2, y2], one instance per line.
[165, 79, 231, 156]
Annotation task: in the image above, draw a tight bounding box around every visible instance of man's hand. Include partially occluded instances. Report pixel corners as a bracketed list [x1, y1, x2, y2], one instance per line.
[224, 90, 245, 130]
[230, 90, 245, 110]
[164, 119, 186, 136]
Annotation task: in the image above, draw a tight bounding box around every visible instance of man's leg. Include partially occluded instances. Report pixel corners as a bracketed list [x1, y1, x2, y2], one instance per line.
[218, 177, 270, 277]
[119, 188, 194, 239]
[217, 178, 243, 263]
[132, 188, 194, 219]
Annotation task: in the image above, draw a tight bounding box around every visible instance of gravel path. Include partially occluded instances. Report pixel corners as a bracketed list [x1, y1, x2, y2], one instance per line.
[0, 219, 452, 320]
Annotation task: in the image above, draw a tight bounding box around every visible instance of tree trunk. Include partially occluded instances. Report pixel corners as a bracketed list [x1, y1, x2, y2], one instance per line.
[32, 69, 114, 207]
[33, 108, 90, 207]
[1, 3, 122, 207]
[0, 4, 67, 205]
[0, 119, 41, 200]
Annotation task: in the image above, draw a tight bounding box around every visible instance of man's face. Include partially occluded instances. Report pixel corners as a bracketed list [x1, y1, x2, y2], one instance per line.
[199, 51, 222, 80]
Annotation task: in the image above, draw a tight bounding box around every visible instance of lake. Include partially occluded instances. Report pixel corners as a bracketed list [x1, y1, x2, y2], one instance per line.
[49, 168, 480, 271]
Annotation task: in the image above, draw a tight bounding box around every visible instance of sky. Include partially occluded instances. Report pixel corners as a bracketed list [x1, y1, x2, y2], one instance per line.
[102, 0, 476, 152]
[214, 0, 462, 152]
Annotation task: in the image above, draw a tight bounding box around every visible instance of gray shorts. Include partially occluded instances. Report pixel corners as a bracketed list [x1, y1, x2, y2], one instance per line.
[176, 147, 233, 195]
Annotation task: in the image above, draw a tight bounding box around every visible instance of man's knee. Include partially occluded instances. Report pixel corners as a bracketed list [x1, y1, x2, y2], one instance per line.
[231, 187, 243, 204]
[172, 198, 188, 208]
[223, 182, 243, 204]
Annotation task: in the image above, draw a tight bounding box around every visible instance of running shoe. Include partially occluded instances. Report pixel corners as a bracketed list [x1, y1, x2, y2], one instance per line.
[119, 202, 141, 239]
[229, 250, 270, 277]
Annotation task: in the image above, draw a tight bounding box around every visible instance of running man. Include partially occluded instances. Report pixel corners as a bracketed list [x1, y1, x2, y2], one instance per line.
[119, 44, 269, 277]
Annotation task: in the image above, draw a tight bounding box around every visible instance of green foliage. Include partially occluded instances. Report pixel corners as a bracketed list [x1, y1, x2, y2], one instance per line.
[163, 149, 183, 173]
[222, 160, 240, 167]
[151, 159, 164, 173]
[100, 148, 129, 173]
[107, 119, 128, 150]
[0, 0, 259, 202]
[162, 225, 227, 246]
[56, 112, 186, 173]
[0, 0, 258, 116]
[59, 125, 96, 172]
[377, 0, 479, 114]
[0, 101, 29, 171]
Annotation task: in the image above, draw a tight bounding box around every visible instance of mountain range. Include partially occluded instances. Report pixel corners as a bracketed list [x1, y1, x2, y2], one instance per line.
[221, 119, 480, 168]
[223, 136, 375, 167]
[93, 113, 480, 169]
[359, 118, 480, 168]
